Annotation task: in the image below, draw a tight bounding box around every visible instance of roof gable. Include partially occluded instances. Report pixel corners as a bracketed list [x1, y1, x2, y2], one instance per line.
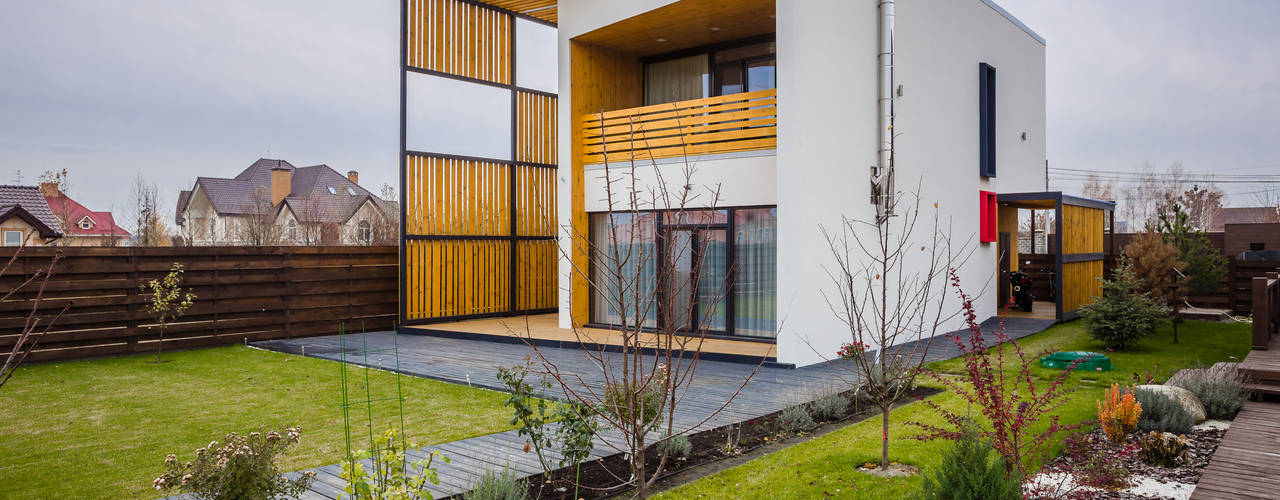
[0, 185, 62, 237]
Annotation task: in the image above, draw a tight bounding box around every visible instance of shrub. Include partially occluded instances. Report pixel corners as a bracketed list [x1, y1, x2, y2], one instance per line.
[554, 400, 597, 468]
[1081, 261, 1170, 350]
[919, 422, 1021, 500]
[464, 467, 527, 500]
[1169, 367, 1247, 420]
[340, 427, 447, 500]
[1136, 431, 1189, 467]
[1060, 433, 1134, 490]
[1159, 202, 1228, 294]
[810, 393, 850, 421]
[910, 279, 1084, 476]
[496, 361, 556, 472]
[1123, 230, 1185, 302]
[602, 376, 666, 429]
[778, 404, 816, 435]
[657, 431, 692, 459]
[154, 426, 314, 500]
[1098, 384, 1142, 443]
[1133, 388, 1194, 434]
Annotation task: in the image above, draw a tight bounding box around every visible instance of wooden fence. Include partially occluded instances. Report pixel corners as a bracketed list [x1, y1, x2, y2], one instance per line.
[0, 246, 397, 362]
[1016, 254, 1280, 314]
[1251, 272, 1280, 350]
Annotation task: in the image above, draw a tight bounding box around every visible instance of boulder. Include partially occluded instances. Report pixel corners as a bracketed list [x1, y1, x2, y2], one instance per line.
[1138, 384, 1207, 423]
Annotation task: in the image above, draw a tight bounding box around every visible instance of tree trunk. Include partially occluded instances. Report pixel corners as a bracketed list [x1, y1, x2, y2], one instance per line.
[881, 401, 892, 468]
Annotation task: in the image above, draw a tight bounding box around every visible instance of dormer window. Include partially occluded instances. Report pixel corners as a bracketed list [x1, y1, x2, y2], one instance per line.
[77, 216, 94, 230]
[326, 186, 337, 195]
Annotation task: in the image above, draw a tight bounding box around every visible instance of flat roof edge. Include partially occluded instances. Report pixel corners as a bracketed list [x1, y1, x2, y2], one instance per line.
[980, 0, 1046, 46]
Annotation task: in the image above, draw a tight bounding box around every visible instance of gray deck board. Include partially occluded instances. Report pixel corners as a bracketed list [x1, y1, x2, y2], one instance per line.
[251, 315, 1052, 498]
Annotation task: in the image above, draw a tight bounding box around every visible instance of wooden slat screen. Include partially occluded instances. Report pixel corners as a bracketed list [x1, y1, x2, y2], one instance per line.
[407, 0, 512, 84]
[405, 155, 510, 237]
[405, 239, 511, 319]
[0, 246, 397, 363]
[580, 88, 777, 165]
[517, 91, 557, 165]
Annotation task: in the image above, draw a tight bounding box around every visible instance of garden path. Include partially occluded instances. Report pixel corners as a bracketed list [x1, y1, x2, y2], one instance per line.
[253, 316, 1054, 499]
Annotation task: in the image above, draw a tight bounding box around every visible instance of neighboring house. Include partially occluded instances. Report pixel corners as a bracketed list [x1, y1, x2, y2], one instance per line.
[41, 183, 131, 246]
[175, 159, 398, 246]
[0, 185, 63, 247]
[1211, 206, 1280, 232]
[398, 0, 1111, 368]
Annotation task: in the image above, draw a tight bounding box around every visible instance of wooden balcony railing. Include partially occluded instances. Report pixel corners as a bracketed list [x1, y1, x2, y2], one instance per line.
[580, 88, 777, 165]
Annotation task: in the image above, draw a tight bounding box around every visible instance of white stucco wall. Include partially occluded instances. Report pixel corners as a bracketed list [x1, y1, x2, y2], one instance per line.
[775, 0, 1047, 366]
[581, 152, 777, 212]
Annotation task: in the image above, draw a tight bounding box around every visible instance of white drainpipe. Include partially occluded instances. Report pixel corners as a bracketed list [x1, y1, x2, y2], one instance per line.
[871, 0, 896, 222]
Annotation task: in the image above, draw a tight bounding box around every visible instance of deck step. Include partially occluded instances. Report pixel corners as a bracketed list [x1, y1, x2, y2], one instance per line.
[1243, 382, 1280, 396]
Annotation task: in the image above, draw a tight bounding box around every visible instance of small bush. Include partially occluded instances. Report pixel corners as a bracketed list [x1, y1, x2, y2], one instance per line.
[1097, 384, 1142, 443]
[1081, 261, 1170, 350]
[1060, 433, 1133, 490]
[1133, 388, 1194, 434]
[1137, 431, 1189, 467]
[1169, 367, 1247, 420]
[919, 423, 1021, 500]
[154, 426, 314, 500]
[810, 393, 850, 421]
[602, 377, 665, 428]
[1123, 231, 1185, 303]
[657, 431, 692, 459]
[778, 405, 816, 435]
[465, 467, 528, 500]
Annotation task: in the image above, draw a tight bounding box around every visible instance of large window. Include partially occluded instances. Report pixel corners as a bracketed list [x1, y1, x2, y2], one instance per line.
[588, 207, 777, 339]
[979, 62, 997, 177]
[3, 230, 24, 247]
[643, 38, 776, 106]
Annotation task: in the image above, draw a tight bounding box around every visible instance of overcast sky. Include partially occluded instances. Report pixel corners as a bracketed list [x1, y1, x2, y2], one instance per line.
[1, 1, 1278, 227]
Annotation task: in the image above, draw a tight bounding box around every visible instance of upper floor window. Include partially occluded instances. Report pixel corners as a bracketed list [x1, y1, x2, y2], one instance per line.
[3, 230, 24, 247]
[979, 62, 997, 178]
[357, 220, 372, 244]
[643, 37, 776, 106]
[78, 217, 94, 230]
[287, 220, 298, 242]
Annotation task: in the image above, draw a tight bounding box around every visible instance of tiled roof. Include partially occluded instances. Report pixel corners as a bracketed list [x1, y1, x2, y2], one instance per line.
[177, 159, 396, 224]
[175, 190, 192, 225]
[1211, 207, 1280, 231]
[0, 185, 63, 237]
[44, 192, 131, 238]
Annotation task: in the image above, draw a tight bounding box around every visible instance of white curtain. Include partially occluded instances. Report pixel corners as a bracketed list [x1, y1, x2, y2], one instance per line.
[644, 54, 709, 105]
[733, 208, 777, 338]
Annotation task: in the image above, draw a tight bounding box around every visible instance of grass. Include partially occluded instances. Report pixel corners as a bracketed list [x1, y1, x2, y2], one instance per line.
[0, 345, 518, 499]
[655, 319, 1250, 499]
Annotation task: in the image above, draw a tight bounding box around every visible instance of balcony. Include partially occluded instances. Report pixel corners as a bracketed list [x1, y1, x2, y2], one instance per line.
[580, 88, 777, 166]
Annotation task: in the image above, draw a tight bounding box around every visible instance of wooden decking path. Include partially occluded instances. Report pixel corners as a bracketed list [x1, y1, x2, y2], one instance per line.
[1190, 400, 1280, 499]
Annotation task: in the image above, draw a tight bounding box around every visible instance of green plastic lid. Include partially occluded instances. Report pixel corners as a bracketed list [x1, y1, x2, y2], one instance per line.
[1039, 351, 1113, 371]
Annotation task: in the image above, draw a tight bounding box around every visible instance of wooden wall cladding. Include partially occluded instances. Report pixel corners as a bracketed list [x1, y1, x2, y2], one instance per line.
[515, 164, 557, 237]
[405, 239, 511, 319]
[1062, 260, 1103, 314]
[517, 92, 557, 165]
[0, 246, 397, 363]
[405, 155, 511, 237]
[1062, 204, 1104, 254]
[407, 0, 512, 84]
[515, 239, 557, 310]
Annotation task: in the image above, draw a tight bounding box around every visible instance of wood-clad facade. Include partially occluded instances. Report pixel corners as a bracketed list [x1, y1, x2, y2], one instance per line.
[400, 0, 559, 325]
[999, 192, 1114, 320]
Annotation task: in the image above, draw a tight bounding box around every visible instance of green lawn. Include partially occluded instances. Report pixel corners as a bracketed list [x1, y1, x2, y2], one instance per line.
[0, 345, 517, 499]
[656, 319, 1250, 499]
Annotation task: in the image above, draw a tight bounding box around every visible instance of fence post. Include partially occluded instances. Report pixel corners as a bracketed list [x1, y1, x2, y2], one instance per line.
[1254, 276, 1271, 350]
[283, 247, 293, 339]
[126, 248, 139, 350]
[1228, 258, 1238, 314]
[1270, 272, 1280, 343]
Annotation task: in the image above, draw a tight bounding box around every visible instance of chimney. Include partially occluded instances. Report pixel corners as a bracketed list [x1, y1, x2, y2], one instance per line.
[347, 170, 359, 185]
[39, 182, 59, 198]
[270, 166, 291, 205]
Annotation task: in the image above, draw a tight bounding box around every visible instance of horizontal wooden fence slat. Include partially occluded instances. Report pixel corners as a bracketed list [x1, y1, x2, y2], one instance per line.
[0, 246, 398, 363]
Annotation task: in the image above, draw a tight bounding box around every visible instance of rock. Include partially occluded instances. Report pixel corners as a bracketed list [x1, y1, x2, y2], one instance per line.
[1167, 362, 1241, 387]
[1139, 384, 1207, 423]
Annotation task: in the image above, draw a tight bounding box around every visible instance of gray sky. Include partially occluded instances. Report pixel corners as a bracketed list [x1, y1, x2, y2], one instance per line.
[1, 1, 1278, 228]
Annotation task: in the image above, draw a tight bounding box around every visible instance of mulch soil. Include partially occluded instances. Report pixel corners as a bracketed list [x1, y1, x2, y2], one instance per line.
[1036, 425, 1227, 499]
[474, 387, 942, 499]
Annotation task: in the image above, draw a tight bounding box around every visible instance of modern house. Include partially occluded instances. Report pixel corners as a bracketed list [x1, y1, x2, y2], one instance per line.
[0, 185, 63, 247]
[41, 183, 131, 246]
[398, 0, 1113, 367]
[176, 159, 398, 246]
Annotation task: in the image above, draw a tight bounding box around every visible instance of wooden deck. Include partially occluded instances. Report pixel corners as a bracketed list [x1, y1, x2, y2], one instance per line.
[1190, 400, 1280, 499]
[401, 313, 778, 361]
[1002, 301, 1057, 320]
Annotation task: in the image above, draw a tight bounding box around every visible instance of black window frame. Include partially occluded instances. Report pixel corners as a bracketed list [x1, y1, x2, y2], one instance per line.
[640, 34, 777, 106]
[979, 62, 997, 178]
[585, 205, 778, 342]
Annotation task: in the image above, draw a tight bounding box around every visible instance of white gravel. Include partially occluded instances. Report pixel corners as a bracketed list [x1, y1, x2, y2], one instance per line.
[1193, 419, 1231, 431]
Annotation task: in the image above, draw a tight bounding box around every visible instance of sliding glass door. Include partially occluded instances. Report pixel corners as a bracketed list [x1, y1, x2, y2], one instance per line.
[589, 207, 775, 339]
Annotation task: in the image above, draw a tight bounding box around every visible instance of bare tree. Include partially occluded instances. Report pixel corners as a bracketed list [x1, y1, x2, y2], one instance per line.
[520, 116, 756, 499]
[821, 187, 966, 470]
[286, 196, 328, 246]
[235, 186, 282, 246]
[1118, 162, 1190, 231]
[39, 169, 76, 246]
[0, 237, 69, 390]
[128, 175, 166, 246]
[1080, 172, 1115, 202]
[1177, 184, 1224, 231]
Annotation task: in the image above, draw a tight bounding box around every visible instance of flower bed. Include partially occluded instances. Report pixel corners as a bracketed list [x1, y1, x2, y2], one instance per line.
[511, 387, 942, 499]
